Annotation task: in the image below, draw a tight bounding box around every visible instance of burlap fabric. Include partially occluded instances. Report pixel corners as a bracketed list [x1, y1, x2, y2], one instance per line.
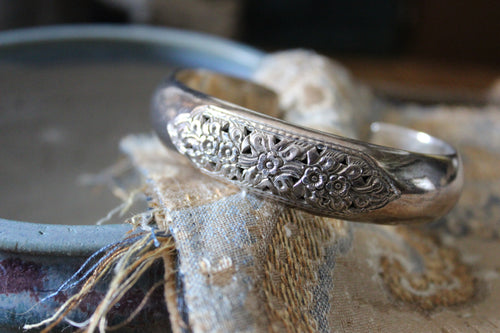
[122, 51, 500, 332]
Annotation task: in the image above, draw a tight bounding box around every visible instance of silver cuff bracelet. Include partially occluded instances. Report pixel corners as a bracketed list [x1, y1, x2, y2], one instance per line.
[151, 69, 463, 224]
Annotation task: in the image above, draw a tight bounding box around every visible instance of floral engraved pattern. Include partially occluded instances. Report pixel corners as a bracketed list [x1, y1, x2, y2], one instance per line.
[167, 106, 400, 217]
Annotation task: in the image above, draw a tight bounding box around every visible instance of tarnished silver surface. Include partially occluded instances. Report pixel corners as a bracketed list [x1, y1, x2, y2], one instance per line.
[152, 69, 463, 224]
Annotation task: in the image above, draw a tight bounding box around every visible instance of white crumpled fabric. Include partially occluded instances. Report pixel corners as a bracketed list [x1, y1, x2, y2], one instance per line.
[253, 50, 374, 137]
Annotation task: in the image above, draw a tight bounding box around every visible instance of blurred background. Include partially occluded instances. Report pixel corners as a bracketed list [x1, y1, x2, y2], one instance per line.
[0, 0, 499, 225]
[1, 0, 499, 104]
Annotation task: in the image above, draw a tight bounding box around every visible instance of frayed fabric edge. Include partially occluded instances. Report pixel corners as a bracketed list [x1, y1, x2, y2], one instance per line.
[23, 227, 175, 333]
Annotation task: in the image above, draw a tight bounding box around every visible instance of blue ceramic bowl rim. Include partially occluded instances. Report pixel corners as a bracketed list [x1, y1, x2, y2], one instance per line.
[0, 24, 264, 256]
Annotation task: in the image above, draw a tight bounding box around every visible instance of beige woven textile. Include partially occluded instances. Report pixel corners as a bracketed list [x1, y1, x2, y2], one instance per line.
[122, 51, 500, 332]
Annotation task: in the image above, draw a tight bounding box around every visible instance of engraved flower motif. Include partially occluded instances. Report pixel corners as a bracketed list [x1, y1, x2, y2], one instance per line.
[170, 108, 399, 216]
[257, 152, 283, 177]
[301, 166, 327, 190]
[218, 141, 238, 163]
[200, 134, 219, 156]
[325, 175, 350, 196]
